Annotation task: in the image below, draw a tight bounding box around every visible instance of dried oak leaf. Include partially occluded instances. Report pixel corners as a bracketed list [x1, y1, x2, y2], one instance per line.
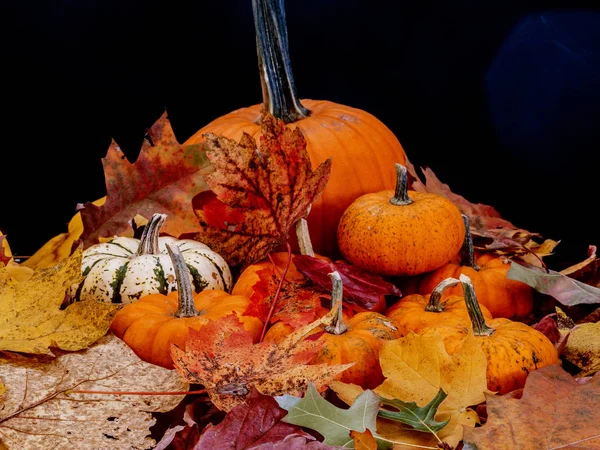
[193, 112, 332, 269]
[0, 247, 117, 354]
[292, 255, 401, 311]
[462, 364, 600, 450]
[193, 386, 333, 449]
[0, 334, 188, 450]
[244, 266, 330, 328]
[404, 157, 547, 259]
[171, 312, 353, 412]
[560, 245, 600, 288]
[79, 111, 213, 248]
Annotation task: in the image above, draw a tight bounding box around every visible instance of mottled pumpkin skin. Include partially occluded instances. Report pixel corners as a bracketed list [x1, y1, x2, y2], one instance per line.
[110, 290, 263, 369]
[232, 252, 387, 314]
[185, 100, 407, 259]
[301, 312, 403, 390]
[417, 253, 534, 319]
[385, 292, 493, 336]
[337, 190, 465, 277]
[428, 319, 559, 394]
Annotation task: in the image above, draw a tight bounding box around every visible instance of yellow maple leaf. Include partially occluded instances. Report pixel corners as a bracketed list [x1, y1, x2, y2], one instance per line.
[0, 247, 117, 355]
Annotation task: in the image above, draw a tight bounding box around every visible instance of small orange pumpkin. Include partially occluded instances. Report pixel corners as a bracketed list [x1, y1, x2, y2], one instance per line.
[416, 215, 534, 319]
[337, 163, 465, 277]
[385, 277, 493, 336]
[110, 243, 263, 369]
[426, 274, 558, 394]
[290, 271, 403, 389]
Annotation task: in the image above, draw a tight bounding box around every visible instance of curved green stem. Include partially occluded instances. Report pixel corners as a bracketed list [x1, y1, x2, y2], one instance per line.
[166, 243, 199, 318]
[253, 0, 310, 123]
[389, 163, 413, 206]
[136, 213, 166, 256]
[424, 277, 460, 312]
[459, 273, 494, 336]
[325, 271, 348, 335]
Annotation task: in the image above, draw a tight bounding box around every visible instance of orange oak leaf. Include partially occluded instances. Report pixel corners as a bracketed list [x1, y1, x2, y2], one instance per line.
[244, 266, 331, 328]
[79, 111, 213, 248]
[170, 312, 352, 412]
[462, 364, 600, 450]
[192, 112, 332, 269]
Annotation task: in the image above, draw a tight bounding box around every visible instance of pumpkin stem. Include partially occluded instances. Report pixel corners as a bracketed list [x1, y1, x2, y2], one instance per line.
[459, 273, 494, 336]
[424, 277, 461, 312]
[325, 271, 348, 335]
[295, 218, 315, 257]
[459, 214, 480, 270]
[166, 243, 199, 318]
[389, 163, 414, 206]
[136, 213, 167, 256]
[253, 0, 310, 124]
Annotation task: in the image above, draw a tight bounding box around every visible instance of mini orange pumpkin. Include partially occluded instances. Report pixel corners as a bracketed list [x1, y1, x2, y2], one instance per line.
[385, 277, 493, 336]
[110, 243, 263, 369]
[337, 163, 465, 277]
[289, 271, 403, 389]
[416, 215, 534, 319]
[425, 274, 558, 394]
[184, 0, 406, 259]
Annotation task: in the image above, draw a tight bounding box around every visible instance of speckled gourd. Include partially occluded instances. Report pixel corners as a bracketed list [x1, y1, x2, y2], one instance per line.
[69, 213, 232, 304]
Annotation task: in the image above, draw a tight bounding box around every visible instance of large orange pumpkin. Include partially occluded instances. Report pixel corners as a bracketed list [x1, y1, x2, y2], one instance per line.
[184, 0, 406, 259]
[416, 215, 534, 319]
[110, 243, 263, 369]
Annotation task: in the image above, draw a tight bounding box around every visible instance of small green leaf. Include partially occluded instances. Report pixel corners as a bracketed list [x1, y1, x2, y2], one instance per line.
[377, 388, 449, 433]
[276, 382, 380, 448]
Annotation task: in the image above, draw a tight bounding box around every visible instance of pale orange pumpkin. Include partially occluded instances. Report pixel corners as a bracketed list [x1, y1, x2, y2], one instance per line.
[184, 0, 406, 259]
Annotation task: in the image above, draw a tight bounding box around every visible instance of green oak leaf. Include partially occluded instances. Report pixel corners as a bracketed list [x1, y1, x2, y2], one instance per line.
[377, 388, 449, 433]
[276, 382, 380, 447]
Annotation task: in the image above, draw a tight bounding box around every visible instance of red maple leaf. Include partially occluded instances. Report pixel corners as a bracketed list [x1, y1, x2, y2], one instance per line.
[192, 112, 332, 269]
[79, 111, 213, 247]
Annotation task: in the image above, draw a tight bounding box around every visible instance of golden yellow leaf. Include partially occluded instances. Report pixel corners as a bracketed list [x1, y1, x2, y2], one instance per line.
[22, 196, 106, 269]
[0, 334, 188, 450]
[375, 330, 488, 448]
[0, 247, 117, 354]
[0, 231, 10, 258]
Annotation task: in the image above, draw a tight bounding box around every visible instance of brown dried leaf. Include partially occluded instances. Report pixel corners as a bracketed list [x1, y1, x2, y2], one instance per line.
[193, 113, 332, 269]
[79, 111, 213, 247]
[171, 312, 352, 412]
[462, 364, 600, 450]
[0, 334, 188, 450]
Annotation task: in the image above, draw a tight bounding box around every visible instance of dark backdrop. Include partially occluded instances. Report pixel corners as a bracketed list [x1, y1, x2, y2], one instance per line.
[2, 0, 599, 269]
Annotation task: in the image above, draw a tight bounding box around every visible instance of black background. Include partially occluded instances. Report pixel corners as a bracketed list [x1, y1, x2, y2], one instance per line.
[2, 0, 599, 269]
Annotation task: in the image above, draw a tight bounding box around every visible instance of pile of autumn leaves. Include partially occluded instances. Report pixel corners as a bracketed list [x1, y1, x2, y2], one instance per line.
[1, 112, 600, 450]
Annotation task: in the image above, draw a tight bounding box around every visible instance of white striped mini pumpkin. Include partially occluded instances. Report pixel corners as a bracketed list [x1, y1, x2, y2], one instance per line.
[70, 213, 232, 304]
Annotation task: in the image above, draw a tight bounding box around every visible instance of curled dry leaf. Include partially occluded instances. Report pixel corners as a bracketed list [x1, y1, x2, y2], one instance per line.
[171, 312, 353, 412]
[463, 364, 600, 450]
[79, 111, 213, 248]
[561, 320, 600, 377]
[0, 247, 117, 354]
[193, 112, 332, 269]
[0, 334, 188, 450]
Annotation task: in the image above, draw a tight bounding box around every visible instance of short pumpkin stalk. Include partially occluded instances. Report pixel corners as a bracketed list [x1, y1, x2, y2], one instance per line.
[165, 243, 198, 319]
[458, 214, 480, 270]
[459, 273, 495, 336]
[136, 213, 167, 256]
[389, 163, 413, 206]
[424, 277, 461, 312]
[325, 271, 348, 335]
[295, 218, 315, 257]
[253, 0, 310, 123]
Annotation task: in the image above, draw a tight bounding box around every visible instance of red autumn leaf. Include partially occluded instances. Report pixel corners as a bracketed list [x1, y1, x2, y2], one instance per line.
[244, 266, 330, 328]
[79, 111, 213, 247]
[292, 255, 401, 310]
[532, 313, 561, 345]
[171, 313, 352, 412]
[194, 387, 330, 450]
[193, 112, 332, 269]
[404, 157, 543, 256]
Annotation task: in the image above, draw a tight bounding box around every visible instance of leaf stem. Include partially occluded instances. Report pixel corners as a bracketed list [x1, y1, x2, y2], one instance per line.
[67, 389, 205, 396]
[260, 242, 292, 342]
